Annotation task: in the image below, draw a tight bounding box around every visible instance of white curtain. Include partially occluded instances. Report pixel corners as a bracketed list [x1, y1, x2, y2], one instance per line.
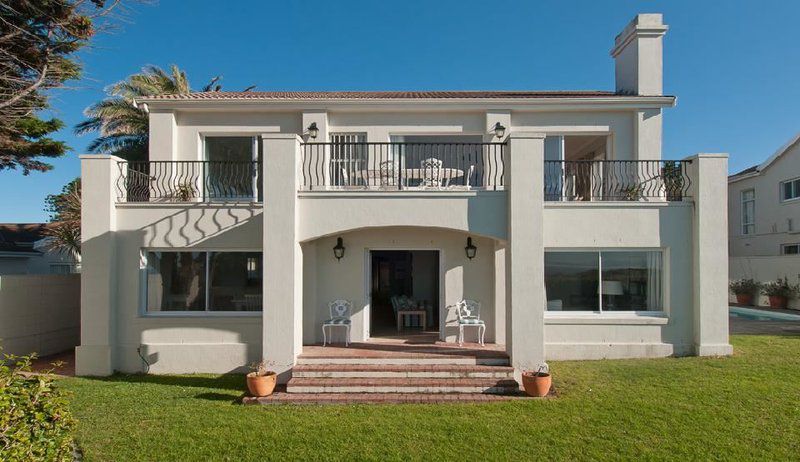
[646, 252, 662, 310]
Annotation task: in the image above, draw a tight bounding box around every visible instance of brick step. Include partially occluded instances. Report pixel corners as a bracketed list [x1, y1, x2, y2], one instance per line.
[293, 364, 515, 379]
[244, 392, 529, 405]
[297, 352, 509, 366]
[286, 377, 521, 394]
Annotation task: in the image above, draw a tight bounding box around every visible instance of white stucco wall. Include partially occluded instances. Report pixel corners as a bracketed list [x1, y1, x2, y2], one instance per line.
[543, 203, 696, 359]
[112, 205, 263, 374]
[0, 274, 80, 357]
[729, 140, 800, 257]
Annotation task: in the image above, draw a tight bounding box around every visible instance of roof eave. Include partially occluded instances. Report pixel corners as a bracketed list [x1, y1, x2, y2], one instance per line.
[136, 95, 677, 111]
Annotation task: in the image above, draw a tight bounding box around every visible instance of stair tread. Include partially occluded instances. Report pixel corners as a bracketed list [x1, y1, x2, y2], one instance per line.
[293, 364, 514, 372]
[288, 377, 519, 387]
[245, 392, 529, 404]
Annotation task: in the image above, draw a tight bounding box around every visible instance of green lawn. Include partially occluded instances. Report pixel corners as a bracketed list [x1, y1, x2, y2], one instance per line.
[61, 335, 800, 461]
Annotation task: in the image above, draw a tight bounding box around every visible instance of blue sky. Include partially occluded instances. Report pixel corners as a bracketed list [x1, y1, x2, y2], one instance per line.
[2, 0, 799, 222]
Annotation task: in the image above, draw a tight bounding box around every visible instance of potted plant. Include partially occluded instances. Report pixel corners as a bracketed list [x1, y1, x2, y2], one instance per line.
[521, 364, 551, 397]
[174, 182, 196, 202]
[246, 360, 277, 397]
[729, 279, 761, 306]
[761, 277, 798, 309]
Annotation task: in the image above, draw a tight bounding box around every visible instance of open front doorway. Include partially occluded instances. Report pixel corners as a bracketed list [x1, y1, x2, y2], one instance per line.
[369, 250, 440, 340]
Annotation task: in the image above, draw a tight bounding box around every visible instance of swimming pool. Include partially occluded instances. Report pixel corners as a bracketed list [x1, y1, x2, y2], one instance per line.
[730, 306, 800, 321]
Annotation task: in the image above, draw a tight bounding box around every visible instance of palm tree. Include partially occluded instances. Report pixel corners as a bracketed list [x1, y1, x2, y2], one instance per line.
[43, 178, 81, 257]
[75, 65, 229, 161]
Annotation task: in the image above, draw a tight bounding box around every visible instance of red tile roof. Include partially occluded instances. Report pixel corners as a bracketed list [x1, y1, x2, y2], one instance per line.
[142, 90, 624, 101]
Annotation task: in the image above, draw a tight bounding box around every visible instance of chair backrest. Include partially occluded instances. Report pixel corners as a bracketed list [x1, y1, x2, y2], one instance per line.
[329, 299, 352, 319]
[244, 294, 262, 310]
[456, 299, 481, 321]
[421, 158, 443, 180]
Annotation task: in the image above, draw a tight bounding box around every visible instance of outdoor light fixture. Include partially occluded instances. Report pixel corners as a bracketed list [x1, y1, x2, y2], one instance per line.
[493, 122, 506, 139]
[465, 237, 477, 260]
[307, 122, 319, 139]
[333, 237, 345, 261]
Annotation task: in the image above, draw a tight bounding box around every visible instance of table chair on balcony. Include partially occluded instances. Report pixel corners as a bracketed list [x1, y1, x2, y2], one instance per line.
[420, 157, 443, 188]
[379, 160, 396, 188]
[322, 299, 352, 347]
[455, 299, 485, 346]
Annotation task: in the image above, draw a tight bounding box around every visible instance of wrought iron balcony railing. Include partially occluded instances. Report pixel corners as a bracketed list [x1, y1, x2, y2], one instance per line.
[116, 161, 262, 203]
[300, 142, 506, 191]
[543, 160, 692, 202]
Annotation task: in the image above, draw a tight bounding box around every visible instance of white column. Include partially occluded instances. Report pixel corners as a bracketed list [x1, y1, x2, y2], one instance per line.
[505, 133, 546, 378]
[687, 153, 733, 356]
[75, 155, 120, 376]
[148, 110, 177, 161]
[262, 134, 304, 382]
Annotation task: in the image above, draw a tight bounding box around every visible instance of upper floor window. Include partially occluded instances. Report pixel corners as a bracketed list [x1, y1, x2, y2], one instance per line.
[780, 177, 800, 202]
[781, 244, 800, 255]
[204, 136, 262, 201]
[741, 189, 755, 235]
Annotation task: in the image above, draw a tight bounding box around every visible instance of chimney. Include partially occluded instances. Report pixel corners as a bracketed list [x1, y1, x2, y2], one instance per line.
[610, 14, 669, 95]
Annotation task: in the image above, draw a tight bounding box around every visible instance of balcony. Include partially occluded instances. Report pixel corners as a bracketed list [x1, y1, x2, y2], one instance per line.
[543, 159, 692, 202]
[116, 161, 262, 203]
[299, 142, 506, 191]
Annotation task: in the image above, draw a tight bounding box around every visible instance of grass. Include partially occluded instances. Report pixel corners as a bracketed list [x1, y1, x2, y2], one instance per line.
[61, 335, 800, 461]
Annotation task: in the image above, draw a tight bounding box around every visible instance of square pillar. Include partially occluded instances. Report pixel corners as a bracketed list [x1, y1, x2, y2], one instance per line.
[686, 153, 733, 356]
[262, 134, 303, 381]
[506, 133, 546, 378]
[75, 155, 120, 376]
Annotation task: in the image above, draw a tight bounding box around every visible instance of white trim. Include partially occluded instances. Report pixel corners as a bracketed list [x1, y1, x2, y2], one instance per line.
[544, 312, 669, 325]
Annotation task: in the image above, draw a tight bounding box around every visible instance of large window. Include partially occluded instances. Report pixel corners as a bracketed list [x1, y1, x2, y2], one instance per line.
[144, 251, 262, 313]
[781, 177, 800, 202]
[545, 250, 663, 312]
[781, 243, 800, 255]
[741, 189, 755, 235]
[204, 136, 261, 201]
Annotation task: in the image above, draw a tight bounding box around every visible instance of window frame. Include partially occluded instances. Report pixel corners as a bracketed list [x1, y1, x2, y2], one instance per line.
[780, 177, 800, 203]
[544, 248, 668, 318]
[139, 249, 263, 317]
[781, 243, 800, 255]
[741, 189, 755, 235]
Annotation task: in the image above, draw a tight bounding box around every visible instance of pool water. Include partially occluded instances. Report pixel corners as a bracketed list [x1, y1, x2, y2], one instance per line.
[729, 306, 800, 322]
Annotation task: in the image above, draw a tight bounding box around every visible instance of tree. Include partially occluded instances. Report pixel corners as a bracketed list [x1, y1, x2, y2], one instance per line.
[75, 64, 239, 161]
[0, 0, 128, 174]
[43, 177, 81, 256]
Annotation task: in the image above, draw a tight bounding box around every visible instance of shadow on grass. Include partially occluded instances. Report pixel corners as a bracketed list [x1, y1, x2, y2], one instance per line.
[194, 392, 245, 404]
[80, 373, 246, 392]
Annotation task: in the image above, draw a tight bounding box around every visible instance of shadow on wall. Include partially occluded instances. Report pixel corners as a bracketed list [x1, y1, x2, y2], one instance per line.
[138, 206, 262, 248]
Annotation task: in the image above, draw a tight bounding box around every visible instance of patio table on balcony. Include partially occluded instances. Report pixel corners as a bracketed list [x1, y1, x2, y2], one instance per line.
[358, 167, 465, 187]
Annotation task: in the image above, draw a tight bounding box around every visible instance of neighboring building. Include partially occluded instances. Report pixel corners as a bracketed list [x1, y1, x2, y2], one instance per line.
[0, 224, 80, 275]
[728, 132, 800, 257]
[76, 14, 732, 381]
[728, 132, 800, 308]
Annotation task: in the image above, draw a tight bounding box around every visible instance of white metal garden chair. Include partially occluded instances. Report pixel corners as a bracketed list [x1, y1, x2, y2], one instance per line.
[455, 299, 485, 346]
[322, 299, 352, 347]
[420, 157, 443, 188]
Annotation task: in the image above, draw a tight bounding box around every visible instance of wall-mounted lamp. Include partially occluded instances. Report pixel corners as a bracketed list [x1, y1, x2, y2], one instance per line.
[333, 237, 345, 261]
[465, 236, 477, 260]
[493, 122, 506, 139]
[307, 122, 319, 139]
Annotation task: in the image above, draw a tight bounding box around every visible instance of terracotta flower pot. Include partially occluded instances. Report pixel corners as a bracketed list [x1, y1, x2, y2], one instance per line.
[768, 295, 788, 309]
[735, 293, 754, 306]
[246, 371, 277, 397]
[521, 372, 551, 397]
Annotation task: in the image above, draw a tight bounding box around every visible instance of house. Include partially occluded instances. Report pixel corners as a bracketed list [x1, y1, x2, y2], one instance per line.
[75, 14, 732, 389]
[728, 132, 800, 306]
[0, 224, 80, 275]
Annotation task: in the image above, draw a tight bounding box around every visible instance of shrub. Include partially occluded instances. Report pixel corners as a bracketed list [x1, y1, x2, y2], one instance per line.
[761, 277, 799, 298]
[729, 279, 761, 295]
[0, 351, 76, 461]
